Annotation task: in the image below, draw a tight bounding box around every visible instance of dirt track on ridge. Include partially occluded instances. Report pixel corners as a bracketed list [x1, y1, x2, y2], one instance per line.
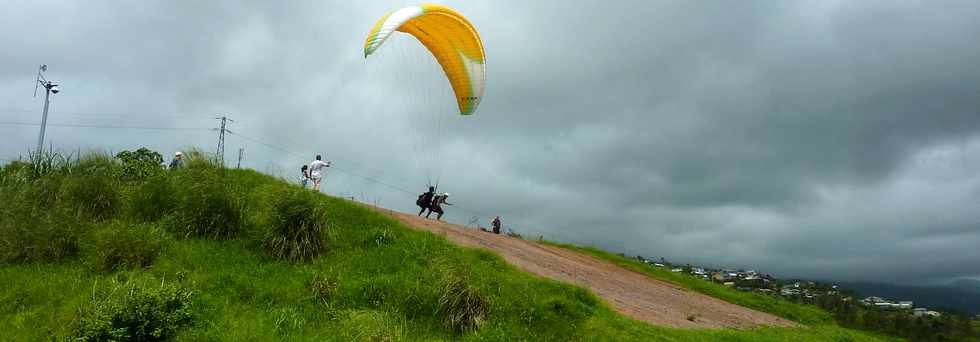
[370, 206, 798, 329]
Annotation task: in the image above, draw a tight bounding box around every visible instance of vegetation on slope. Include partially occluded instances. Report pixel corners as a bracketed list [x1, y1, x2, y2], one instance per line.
[0, 149, 893, 341]
[546, 240, 978, 341]
[542, 243, 833, 325]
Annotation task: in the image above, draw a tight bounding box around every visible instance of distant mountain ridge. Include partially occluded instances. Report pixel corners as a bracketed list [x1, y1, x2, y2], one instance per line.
[836, 280, 980, 315]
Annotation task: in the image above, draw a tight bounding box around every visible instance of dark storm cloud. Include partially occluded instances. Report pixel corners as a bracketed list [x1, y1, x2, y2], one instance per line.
[2, 1, 978, 284]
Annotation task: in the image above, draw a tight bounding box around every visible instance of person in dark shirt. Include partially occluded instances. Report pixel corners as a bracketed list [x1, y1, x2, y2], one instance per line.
[300, 165, 310, 188]
[491, 216, 501, 234]
[417, 186, 435, 216]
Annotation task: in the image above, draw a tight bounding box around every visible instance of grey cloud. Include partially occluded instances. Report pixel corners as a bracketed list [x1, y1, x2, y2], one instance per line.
[2, 0, 979, 284]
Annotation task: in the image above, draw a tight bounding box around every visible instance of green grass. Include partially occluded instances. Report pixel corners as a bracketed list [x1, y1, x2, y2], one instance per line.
[0, 150, 896, 341]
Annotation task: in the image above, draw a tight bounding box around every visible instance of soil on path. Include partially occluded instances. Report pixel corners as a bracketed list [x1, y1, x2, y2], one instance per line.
[373, 207, 799, 329]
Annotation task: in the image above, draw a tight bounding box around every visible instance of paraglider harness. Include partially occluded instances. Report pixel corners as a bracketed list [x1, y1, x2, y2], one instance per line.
[417, 190, 435, 208]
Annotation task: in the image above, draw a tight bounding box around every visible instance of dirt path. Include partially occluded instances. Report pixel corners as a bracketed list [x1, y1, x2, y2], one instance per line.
[371, 206, 798, 329]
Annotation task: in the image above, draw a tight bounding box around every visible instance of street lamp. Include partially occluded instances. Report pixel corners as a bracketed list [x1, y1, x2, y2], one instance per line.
[34, 64, 60, 154]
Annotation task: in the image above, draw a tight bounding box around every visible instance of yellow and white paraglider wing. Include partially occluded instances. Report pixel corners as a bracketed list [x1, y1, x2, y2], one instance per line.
[364, 4, 486, 115]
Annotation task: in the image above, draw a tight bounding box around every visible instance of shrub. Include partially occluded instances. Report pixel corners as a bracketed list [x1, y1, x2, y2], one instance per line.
[0, 209, 81, 263]
[22, 174, 64, 210]
[60, 174, 120, 221]
[115, 148, 164, 181]
[0, 187, 84, 262]
[0, 160, 32, 186]
[89, 222, 163, 272]
[72, 153, 120, 179]
[74, 281, 194, 341]
[128, 174, 176, 222]
[171, 168, 243, 239]
[262, 188, 328, 262]
[436, 259, 489, 333]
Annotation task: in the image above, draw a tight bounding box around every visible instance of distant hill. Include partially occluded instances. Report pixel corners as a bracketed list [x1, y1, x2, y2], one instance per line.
[837, 280, 980, 315]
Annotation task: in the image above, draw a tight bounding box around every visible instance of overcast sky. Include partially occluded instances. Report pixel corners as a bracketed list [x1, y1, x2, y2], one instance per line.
[2, 1, 978, 285]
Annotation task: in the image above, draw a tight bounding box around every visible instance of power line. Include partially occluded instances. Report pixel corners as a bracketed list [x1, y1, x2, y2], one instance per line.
[0, 108, 221, 121]
[228, 131, 418, 194]
[226, 130, 512, 227]
[0, 121, 210, 131]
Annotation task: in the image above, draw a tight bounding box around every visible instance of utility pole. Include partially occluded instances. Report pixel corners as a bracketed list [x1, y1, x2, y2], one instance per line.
[33, 64, 60, 154]
[236, 148, 244, 168]
[213, 116, 234, 166]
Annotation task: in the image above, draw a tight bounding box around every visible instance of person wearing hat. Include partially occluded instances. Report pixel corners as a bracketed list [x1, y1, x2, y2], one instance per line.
[425, 193, 452, 221]
[169, 151, 185, 170]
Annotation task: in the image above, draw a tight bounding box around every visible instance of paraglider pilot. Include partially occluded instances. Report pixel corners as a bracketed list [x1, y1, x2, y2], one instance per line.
[426, 193, 452, 221]
[417, 186, 436, 216]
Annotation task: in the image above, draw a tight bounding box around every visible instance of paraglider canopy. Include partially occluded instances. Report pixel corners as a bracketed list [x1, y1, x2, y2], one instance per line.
[364, 4, 486, 115]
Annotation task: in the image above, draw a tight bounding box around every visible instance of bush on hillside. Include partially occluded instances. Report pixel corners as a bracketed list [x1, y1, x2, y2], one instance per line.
[128, 174, 177, 222]
[436, 259, 489, 333]
[89, 222, 163, 272]
[115, 148, 164, 181]
[60, 174, 121, 221]
[71, 153, 120, 178]
[263, 188, 328, 262]
[171, 168, 243, 239]
[0, 160, 32, 186]
[74, 281, 194, 341]
[182, 149, 220, 171]
[0, 209, 82, 263]
[21, 174, 65, 210]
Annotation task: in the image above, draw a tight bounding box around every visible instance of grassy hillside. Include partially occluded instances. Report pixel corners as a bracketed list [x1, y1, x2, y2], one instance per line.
[0, 150, 893, 341]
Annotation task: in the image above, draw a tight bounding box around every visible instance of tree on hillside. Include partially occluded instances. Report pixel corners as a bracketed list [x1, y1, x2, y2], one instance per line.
[115, 148, 163, 180]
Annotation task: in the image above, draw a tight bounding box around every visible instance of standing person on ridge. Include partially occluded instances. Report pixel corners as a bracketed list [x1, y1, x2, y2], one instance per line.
[491, 216, 501, 234]
[417, 186, 435, 216]
[308, 155, 331, 191]
[426, 193, 452, 221]
[300, 165, 310, 188]
[168, 151, 184, 170]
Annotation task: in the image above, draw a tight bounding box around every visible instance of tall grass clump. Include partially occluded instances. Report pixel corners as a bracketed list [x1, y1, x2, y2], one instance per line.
[171, 166, 243, 239]
[0, 211, 82, 263]
[89, 222, 163, 272]
[308, 273, 339, 307]
[436, 258, 490, 333]
[0, 180, 82, 263]
[74, 281, 194, 341]
[50, 153, 122, 221]
[71, 153, 120, 178]
[128, 174, 176, 222]
[336, 310, 406, 341]
[0, 160, 32, 186]
[60, 174, 120, 221]
[26, 148, 74, 180]
[263, 188, 329, 262]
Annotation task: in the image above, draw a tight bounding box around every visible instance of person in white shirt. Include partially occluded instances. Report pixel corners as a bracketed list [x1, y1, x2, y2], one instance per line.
[308, 155, 331, 191]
